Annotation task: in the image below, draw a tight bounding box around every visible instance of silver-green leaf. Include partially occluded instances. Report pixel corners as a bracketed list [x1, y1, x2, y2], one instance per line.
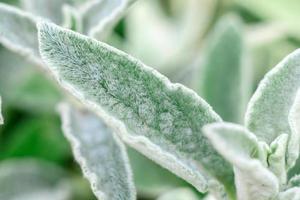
[203, 122, 279, 200]
[278, 187, 300, 200]
[38, 22, 235, 193]
[199, 15, 250, 123]
[0, 3, 41, 66]
[245, 49, 300, 147]
[59, 103, 136, 200]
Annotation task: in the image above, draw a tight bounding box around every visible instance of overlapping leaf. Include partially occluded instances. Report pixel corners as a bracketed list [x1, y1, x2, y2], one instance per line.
[59, 103, 136, 200]
[199, 16, 249, 123]
[278, 187, 300, 200]
[38, 22, 235, 193]
[245, 49, 300, 168]
[203, 123, 279, 200]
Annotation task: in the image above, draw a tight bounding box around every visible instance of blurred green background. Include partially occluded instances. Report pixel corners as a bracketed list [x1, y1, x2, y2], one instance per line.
[1, 0, 300, 199]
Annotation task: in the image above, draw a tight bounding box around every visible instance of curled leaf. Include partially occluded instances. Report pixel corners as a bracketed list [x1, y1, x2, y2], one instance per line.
[38, 22, 235, 193]
[203, 122, 279, 200]
[59, 103, 136, 200]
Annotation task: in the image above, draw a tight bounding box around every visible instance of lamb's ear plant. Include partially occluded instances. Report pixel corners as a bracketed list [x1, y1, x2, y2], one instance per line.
[38, 22, 237, 197]
[38, 20, 300, 200]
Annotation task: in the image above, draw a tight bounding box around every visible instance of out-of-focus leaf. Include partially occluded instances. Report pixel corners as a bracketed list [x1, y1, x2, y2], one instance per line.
[62, 4, 81, 32]
[278, 187, 300, 200]
[0, 114, 70, 164]
[59, 103, 136, 200]
[0, 3, 42, 66]
[245, 49, 300, 151]
[38, 22, 235, 193]
[268, 134, 289, 186]
[236, 0, 300, 37]
[21, 0, 72, 24]
[288, 90, 300, 168]
[203, 122, 279, 200]
[289, 175, 300, 188]
[199, 15, 250, 123]
[157, 188, 199, 200]
[0, 159, 71, 200]
[0, 96, 3, 125]
[79, 0, 136, 40]
[128, 147, 187, 198]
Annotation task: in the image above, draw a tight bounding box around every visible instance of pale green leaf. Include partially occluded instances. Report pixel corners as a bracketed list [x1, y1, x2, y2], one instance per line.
[156, 188, 199, 200]
[0, 3, 41, 66]
[0, 159, 71, 200]
[245, 49, 300, 146]
[278, 187, 300, 200]
[288, 89, 300, 168]
[268, 134, 289, 186]
[21, 0, 72, 24]
[38, 22, 235, 193]
[199, 15, 250, 123]
[62, 4, 81, 32]
[59, 103, 136, 200]
[79, 0, 136, 40]
[203, 122, 279, 200]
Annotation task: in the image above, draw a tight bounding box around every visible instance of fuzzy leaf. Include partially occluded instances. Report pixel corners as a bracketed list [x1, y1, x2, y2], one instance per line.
[80, 0, 135, 40]
[278, 187, 300, 200]
[0, 159, 71, 200]
[203, 123, 279, 200]
[0, 3, 41, 65]
[199, 15, 250, 123]
[245, 49, 300, 146]
[0, 96, 3, 125]
[21, 0, 72, 24]
[38, 22, 235, 193]
[288, 89, 300, 168]
[157, 188, 200, 200]
[59, 103, 136, 200]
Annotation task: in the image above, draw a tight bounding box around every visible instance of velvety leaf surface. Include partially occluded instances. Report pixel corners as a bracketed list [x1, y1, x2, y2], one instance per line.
[245, 49, 300, 145]
[0, 159, 71, 200]
[59, 103, 136, 200]
[199, 16, 249, 123]
[0, 3, 41, 65]
[38, 22, 235, 193]
[203, 122, 279, 200]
